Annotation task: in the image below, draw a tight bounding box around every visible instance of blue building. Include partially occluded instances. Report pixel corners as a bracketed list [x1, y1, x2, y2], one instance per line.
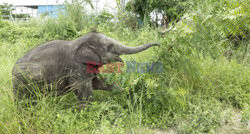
[1, 0, 120, 20]
[38, 5, 65, 18]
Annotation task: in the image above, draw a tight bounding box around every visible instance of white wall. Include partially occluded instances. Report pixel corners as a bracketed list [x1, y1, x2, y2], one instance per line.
[82, 0, 117, 15]
[0, 0, 64, 6]
[12, 6, 38, 17]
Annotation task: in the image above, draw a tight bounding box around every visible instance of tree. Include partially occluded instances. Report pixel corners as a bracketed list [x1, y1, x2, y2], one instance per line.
[0, 3, 14, 19]
[126, 0, 190, 27]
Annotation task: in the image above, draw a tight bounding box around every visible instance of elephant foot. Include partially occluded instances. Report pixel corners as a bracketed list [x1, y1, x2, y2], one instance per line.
[77, 96, 93, 110]
[78, 103, 87, 109]
[92, 77, 114, 91]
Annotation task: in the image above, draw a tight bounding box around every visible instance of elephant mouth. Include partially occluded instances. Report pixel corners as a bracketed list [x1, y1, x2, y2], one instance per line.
[110, 56, 123, 63]
[115, 57, 123, 63]
[101, 60, 123, 66]
[105, 56, 123, 64]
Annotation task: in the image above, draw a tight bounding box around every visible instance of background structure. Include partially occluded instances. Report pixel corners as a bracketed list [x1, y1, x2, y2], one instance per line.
[0, 0, 125, 21]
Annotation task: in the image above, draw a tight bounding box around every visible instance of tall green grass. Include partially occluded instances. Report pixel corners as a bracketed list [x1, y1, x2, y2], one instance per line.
[0, 0, 249, 133]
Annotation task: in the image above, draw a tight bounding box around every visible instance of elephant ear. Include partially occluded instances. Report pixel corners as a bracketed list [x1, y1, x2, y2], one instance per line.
[74, 46, 101, 64]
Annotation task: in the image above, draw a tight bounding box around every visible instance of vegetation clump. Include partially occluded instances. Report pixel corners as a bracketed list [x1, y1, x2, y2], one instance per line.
[0, 0, 249, 133]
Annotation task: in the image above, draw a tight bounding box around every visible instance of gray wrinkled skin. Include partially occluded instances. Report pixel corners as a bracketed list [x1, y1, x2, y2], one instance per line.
[12, 32, 158, 107]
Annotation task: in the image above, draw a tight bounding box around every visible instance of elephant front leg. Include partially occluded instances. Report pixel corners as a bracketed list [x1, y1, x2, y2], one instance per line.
[92, 77, 113, 91]
[69, 76, 93, 108]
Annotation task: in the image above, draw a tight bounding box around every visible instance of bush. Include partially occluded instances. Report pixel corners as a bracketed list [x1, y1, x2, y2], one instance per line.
[96, 10, 115, 25]
[0, 21, 38, 43]
[38, 17, 78, 40]
[0, 0, 249, 133]
[101, 0, 250, 130]
[64, 0, 94, 31]
[117, 12, 139, 29]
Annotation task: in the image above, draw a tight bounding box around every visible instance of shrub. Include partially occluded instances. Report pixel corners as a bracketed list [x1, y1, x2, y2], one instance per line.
[0, 21, 38, 43]
[0, 0, 249, 133]
[38, 17, 78, 40]
[96, 10, 115, 25]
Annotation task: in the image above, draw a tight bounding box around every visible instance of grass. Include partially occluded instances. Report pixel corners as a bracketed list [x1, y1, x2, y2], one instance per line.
[0, 25, 249, 133]
[0, 0, 249, 132]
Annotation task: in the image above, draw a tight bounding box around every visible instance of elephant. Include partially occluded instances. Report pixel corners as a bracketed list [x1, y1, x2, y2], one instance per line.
[12, 31, 158, 107]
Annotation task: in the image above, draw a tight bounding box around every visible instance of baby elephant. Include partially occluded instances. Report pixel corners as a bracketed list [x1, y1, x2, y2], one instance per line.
[12, 32, 158, 107]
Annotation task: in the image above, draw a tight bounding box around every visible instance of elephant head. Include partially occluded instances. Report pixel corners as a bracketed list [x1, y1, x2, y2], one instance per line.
[73, 32, 159, 64]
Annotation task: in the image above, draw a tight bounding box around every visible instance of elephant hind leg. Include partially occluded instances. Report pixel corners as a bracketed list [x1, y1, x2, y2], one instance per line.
[12, 74, 44, 100]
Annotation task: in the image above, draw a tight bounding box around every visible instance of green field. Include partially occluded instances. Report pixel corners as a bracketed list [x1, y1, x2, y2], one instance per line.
[0, 0, 249, 133]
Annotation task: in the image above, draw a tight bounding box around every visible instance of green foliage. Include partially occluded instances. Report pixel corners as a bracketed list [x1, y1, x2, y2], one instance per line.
[13, 14, 30, 19]
[96, 10, 114, 24]
[176, 98, 226, 133]
[64, 0, 93, 31]
[0, 0, 249, 133]
[191, 0, 249, 46]
[0, 3, 14, 19]
[38, 17, 78, 40]
[126, 0, 190, 24]
[0, 3, 29, 20]
[117, 12, 139, 29]
[0, 21, 38, 43]
[152, 0, 250, 111]
[34, 0, 96, 40]
[0, 7, 2, 20]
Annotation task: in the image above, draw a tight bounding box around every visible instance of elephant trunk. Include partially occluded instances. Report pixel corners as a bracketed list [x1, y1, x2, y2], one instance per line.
[116, 43, 159, 55]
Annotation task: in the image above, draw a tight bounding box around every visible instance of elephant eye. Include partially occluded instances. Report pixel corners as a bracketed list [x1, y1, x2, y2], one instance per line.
[107, 44, 114, 51]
